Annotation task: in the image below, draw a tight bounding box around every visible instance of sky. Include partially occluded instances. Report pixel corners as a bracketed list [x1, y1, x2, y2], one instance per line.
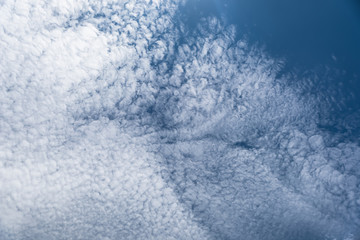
[0, 0, 359, 239]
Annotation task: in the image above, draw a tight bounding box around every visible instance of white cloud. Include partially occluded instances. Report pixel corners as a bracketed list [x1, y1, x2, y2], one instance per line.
[0, 0, 210, 239]
[0, 0, 359, 239]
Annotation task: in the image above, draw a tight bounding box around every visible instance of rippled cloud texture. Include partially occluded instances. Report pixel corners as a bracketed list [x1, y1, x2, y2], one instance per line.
[0, 0, 359, 239]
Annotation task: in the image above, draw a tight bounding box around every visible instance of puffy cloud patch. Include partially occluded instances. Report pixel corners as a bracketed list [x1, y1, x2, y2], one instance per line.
[147, 18, 360, 239]
[0, 0, 210, 239]
[0, 0, 359, 239]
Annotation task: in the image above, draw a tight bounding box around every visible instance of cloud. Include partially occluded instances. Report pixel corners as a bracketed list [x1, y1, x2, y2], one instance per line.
[149, 17, 360, 239]
[0, 0, 359, 239]
[0, 0, 210, 239]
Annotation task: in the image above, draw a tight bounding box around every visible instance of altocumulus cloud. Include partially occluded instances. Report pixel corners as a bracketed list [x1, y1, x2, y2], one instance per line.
[0, 0, 359, 239]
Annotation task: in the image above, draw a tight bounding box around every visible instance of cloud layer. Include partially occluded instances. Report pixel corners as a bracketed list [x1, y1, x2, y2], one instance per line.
[0, 0, 359, 239]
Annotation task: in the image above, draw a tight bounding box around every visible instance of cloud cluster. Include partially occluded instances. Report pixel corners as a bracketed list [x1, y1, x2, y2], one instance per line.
[0, 0, 210, 239]
[149, 18, 360, 239]
[0, 0, 359, 239]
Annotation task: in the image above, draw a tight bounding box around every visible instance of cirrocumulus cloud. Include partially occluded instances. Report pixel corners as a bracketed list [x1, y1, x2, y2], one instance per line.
[0, 0, 359, 239]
